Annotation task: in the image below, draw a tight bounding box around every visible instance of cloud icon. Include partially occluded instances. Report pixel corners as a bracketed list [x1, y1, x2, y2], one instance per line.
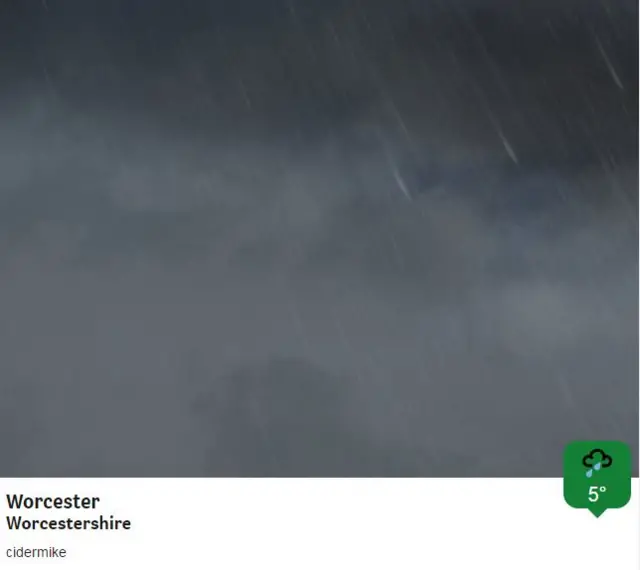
[582, 448, 613, 469]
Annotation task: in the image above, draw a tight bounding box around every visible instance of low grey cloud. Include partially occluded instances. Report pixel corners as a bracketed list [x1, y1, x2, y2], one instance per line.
[0, 0, 636, 477]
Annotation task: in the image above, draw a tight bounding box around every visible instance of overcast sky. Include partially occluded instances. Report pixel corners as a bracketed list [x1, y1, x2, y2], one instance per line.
[0, 0, 637, 477]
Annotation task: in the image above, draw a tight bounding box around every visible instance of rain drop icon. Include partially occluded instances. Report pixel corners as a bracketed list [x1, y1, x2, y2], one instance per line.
[585, 462, 602, 478]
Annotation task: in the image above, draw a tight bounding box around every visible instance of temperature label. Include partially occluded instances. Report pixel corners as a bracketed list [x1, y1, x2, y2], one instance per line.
[563, 441, 632, 517]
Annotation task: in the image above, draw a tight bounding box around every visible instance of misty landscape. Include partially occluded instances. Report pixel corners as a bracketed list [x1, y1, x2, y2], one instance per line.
[0, 0, 637, 477]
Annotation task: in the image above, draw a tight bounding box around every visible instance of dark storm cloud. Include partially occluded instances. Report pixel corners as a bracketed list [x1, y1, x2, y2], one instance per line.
[0, 0, 637, 476]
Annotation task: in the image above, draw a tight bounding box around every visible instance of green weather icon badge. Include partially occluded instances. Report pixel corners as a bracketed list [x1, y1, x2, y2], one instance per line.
[563, 441, 632, 517]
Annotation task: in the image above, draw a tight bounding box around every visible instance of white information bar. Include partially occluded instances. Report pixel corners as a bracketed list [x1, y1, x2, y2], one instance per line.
[0, 478, 637, 569]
